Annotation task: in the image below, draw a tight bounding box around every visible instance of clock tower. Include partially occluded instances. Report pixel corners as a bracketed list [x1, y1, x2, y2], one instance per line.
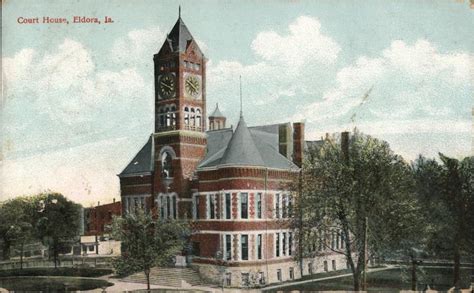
[152, 12, 207, 218]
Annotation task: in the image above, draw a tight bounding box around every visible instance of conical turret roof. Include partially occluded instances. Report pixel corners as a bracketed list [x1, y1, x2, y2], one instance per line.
[209, 103, 225, 118]
[220, 116, 265, 167]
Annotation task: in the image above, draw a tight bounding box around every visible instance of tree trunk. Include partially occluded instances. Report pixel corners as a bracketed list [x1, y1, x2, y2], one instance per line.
[453, 246, 460, 288]
[2, 240, 11, 260]
[411, 256, 417, 291]
[146, 270, 151, 291]
[20, 242, 24, 270]
[352, 270, 361, 291]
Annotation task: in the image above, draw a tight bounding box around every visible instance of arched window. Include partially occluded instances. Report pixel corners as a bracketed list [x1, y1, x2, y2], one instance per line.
[190, 108, 195, 126]
[161, 152, 173, 178]
[196, 108, 201, 129]
[171, 106, 177, 126]
[159, 108, 165, 127]
[165, 107, 171, 127]
[184, 107, 190, 125]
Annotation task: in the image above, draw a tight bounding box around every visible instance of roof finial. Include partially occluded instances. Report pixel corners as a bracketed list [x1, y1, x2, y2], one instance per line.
[239, 75, 243, 118]
[179, 5, 181, 18]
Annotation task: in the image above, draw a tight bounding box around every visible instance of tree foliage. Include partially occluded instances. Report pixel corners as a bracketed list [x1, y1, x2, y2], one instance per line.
[294, 131, 420, 291]
[413, 154, 474, 288]
[111, 210, 190, 290]
[0, 192, 81, 266]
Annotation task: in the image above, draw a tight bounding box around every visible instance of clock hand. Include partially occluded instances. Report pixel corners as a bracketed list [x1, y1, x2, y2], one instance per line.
[160, 82, 173, 90]
[186, 80, 198, 91]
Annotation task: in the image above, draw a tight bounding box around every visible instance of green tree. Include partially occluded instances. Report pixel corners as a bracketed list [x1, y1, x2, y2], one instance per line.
[413, 154, 474, 288]
[0, 197, 36, 261]
[294, 131, 419, 291]
[111, 210, 190, 291]
[32, 193, 82, 268]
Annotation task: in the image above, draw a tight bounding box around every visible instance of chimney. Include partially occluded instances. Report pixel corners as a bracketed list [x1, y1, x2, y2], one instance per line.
[341, 131, 349, 162]
[113, 198, 116, 203]
[97, 201, 100, 207]
[292, 122, 305, 167]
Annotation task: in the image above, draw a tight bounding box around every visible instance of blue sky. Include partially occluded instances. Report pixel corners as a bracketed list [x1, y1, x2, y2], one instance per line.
[2, 0, 473, 205]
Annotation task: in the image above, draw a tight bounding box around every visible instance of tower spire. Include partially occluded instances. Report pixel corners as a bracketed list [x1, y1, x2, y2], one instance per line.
[239, 75, 243, 118]
[179, 5, 181, 18]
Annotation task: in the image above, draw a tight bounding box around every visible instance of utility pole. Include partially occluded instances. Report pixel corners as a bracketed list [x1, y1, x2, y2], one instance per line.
[363, 216, 368, 291]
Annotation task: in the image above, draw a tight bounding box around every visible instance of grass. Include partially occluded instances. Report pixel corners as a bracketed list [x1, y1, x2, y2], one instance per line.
[0, 267, 113, 277]
[267, 267, 473, 292]
[0, 276, 114, 291]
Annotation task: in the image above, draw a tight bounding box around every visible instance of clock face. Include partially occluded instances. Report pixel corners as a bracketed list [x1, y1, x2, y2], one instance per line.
[158, 73, 176, 99]
[185, 75, 201, 98]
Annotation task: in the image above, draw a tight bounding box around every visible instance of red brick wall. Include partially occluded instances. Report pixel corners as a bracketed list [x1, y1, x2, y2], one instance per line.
[293, 122, 305, 167]
[85, 201, 121, 236]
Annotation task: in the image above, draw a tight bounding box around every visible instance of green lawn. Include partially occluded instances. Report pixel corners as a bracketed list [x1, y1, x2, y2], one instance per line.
[268, 267, 473, 292]
[0, 267, 113, 277]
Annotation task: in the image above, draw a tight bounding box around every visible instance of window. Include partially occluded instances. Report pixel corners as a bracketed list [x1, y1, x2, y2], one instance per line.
[288, 194, 293, 217]
[277, 269, 282, 282]
[289, 267, 294, 280]
[160, 196, 165, 218]
[331, 231, 336, 249]
[336, 230, 340, 249]
[308, 262, 314, 275]
[275, 194, 280, 218]
[341, 232, 345, 249]
[184, 107, 190, 125]
[240, 193, 248, 219]
[257, 234, 263, 260]
[166, 196, 171, 218]
[225, 235, 232, 261]
[225, 193, 231, 219]
[225, 273, 232, 286]
[172, 196, 177, 219]
[241, 235, 248, 260]
[161, 152, 173, 178]
[256, 193, 262, 219]
[192, 242, 200, 256]
[88, 245, 94, 252]
[289, 232, 293, 256]
[332, 259, 336, 271]
[324, 260, 328, 272]
[190, 108, 195, 126]
[282, 232, 287, 256]
[241, 273, 250, 287]
[208, 194, 216, 219]
[275, 233, 280, 257]
[193, 195, 200, 219]
[282, 194, 287, 218]
[196, 109, 201, 128]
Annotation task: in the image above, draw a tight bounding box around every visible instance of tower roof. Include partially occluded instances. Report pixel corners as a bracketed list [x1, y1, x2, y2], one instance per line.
[220, 116, 265, 167]
[166, 16, 196, 53]
[209, 103, 225, 118]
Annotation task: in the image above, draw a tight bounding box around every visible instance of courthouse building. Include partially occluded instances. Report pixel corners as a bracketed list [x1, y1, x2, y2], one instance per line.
[119, 14, 346, 287]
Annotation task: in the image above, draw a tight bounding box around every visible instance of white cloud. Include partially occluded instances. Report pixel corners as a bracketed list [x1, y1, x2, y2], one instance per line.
[208, 16, 340, 108]
[251, 16, 340, 68]
[294, 40, 472, 125]
[110, 26, 164, 65]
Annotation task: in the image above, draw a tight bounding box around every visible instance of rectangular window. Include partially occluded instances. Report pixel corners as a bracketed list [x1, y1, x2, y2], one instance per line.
[282, 232, 287, 256]
[275, 194, 280, 218]
[308, 262, 314, 275]
[172, 196, 177, 219]
[336, 230, 340, 249]
[332, 259, 336, 271]
[209, 194, 215, 219]
[225, 234, 232, 261]
[289, 267, 294, 280]
[257, 234, 262, 260]
[289, 232, 293, 256]
[240, 193, 248, 219]
[160, 197, 165, 219]
[241, 235, 248, 260]
[288, 194, 293, 217]
[225, 193, 231, 219]
[258, 272, 265, 285]
[277, 269, 282, 282]
[275, 233, 280, 257]
[194, 196, 200, 219]
[282, 194, 287, 218]
[341, 232, 345, 249]
[324, 260, 328, 272]
[256, 193, 262, 219]
[331, 231, 336, 249]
